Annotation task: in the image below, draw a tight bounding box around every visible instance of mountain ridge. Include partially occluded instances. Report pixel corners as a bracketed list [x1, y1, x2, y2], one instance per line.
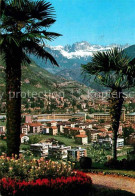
[29, 42, 133, 91]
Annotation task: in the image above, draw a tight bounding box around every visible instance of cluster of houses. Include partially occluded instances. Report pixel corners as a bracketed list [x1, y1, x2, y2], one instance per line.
[30, 138, 87, 161]
[1, 110, 135, 159]
[20, 115, 126, 148]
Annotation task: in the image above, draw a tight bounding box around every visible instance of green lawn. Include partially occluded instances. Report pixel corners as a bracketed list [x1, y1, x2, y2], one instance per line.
[0, 139, 30, 152]
[0, 140, 6, 145]
[0, 121, 6, 126]
[29, 134, 78, 147]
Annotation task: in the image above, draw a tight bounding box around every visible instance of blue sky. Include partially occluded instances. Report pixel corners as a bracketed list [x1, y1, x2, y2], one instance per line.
[48, 0, 135, 46]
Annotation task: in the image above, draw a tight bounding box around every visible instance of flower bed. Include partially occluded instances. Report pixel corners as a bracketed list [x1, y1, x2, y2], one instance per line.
[0, 155, 73, 181]
[0, 156, 92, 195]
[0, 172, 92, 196]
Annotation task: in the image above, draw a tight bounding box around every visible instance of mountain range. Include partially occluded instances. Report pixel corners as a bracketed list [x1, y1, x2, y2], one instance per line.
[0, 42, 134, 98]
[0, 58, 91, 103]
[30, 41, 130, 90]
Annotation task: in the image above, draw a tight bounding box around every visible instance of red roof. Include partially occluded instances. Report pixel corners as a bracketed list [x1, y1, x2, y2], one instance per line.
[107, 131, 112, 133]
[51, 126, 57, 129]
[64, 127, 83, 131]
[99, 129, 107, 132]
[75, 135, 87, 138]
[24, 123, 42, 127]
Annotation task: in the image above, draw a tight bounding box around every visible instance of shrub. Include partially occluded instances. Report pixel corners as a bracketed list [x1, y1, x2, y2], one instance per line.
[28, 136, 40, 144]
[0, 155, 74, 181]
[0, 144, 7, 155]
[105, 158, 135, 170]
[0, 172, 92, 196]
[80, 157, 92, 169]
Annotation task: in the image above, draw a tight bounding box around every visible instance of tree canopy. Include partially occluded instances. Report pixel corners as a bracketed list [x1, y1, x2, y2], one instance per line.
[0, 0, 61, 66]
[82, 48, 135, 90]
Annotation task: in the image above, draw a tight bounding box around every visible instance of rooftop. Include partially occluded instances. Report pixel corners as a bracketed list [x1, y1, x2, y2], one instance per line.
[126, 112, 135, 116]
[94, 113, 110, 116]
[75, 134, 87, 138]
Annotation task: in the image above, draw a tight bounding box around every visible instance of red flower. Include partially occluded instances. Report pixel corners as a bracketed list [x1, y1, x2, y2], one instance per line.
[0, 171, 92, 195]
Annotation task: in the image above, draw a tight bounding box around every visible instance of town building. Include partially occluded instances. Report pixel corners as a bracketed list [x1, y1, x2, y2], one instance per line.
[94, 113, 111, 121]
[90, 130, 103, 142]
[42, 126, 58, 135]
[67, 147, 87, 161]
[126, 113, 135, 122]
[48, 145, 71, 159]
[21, 125, 28, 135]
[0, 125, 6, 134]
[30, 142, 52, 157]
[29, 123, 42, 134]
[110, 138, 124, 148]
[25, 115, 32, 123]
[63, 127, 85, 137]
[75, 135, 88, 145]
[94, 110, 125, 122]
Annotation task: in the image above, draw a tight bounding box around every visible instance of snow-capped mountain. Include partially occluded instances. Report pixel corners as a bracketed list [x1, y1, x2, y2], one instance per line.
[30, 41, 130, 90]
[48, 41, 129, 59]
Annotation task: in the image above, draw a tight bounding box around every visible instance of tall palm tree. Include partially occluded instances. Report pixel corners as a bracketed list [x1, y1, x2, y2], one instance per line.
[0, 0, 61, 157]
[82, 48, 135, 160]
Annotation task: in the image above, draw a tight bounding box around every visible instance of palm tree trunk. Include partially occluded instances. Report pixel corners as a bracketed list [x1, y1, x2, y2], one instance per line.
[5, 46, 22, 157]
[109, 88, 124, 160]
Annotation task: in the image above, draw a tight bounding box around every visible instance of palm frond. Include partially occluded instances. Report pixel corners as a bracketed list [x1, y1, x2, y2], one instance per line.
[21, 51, 31, 65]
[82, 47, 135, 90]
[32, 18, 56, 28]
[41, 31, 62, 40]
[30, 0, 55, 20]
[22, 41, 59, 67]
[0, 0, 61, 69]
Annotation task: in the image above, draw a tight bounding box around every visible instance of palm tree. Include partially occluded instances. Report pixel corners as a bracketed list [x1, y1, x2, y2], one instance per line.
[0, 0, 61, 157]
[82, 48, 135, 160]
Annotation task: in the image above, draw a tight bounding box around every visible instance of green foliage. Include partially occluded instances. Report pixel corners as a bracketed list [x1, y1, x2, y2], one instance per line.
[0, 0, 61, 67]
[0, 0, 61, 156]
[99, 119, 105, 123]
[105, 158, 135, 170]
[128, 103, 135, 112]
[86, 115, 91, 119]
[123, 127, 135, 141]
[88, 108, 96, 113]
[0, 143, 7, 155]
[86, 144, 111, 164]
[80, 157, 92, 169]
[0, 156, 73, 181]
[28, 136, 41, 144]
[82, 48, 135, 160]
[82, 48, 135, 89]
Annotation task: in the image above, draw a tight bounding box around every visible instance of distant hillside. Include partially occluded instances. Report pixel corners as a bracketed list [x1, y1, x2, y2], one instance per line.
[0, 58, 91, 99]
[124, 45, 135, 59]
[29, 41, 129, 90]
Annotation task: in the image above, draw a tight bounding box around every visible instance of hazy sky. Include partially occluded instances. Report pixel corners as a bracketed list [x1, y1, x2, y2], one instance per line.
[48, 0, 135, 46]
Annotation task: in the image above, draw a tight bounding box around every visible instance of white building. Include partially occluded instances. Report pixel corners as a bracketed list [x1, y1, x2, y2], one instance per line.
[111, 138, 124, 148]
[48, 145, 71, 159]
[20, 134, 29, 143]
[30, 142, 52, 157]
[75, 135, 88, 145]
